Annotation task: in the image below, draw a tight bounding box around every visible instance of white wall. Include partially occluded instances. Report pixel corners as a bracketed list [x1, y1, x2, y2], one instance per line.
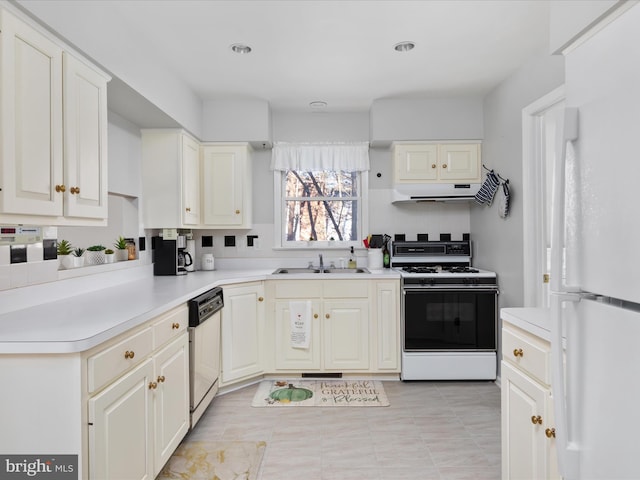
[471, 49, 565, 309]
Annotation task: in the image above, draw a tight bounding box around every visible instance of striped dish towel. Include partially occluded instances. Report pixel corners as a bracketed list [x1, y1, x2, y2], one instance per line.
[475, 170, 500, 205]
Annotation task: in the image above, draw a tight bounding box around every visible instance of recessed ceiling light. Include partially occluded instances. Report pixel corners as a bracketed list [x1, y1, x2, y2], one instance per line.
[230, 43, 252, 54]
[309, 101, 328, 109]
[394, 41, 415, 52]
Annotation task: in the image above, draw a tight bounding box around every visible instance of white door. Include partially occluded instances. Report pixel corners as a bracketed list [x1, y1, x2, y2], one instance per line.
[0, 10, 63, 216]
[202, 146, 244, 225]
[181, 135, 200, 225]
[394, 144, 438, 182]
[63, 53, 108, 219]
[323, 300, 369, 370]
[88, 359, 154, 480]
[438, 144, 480, 181]
[273, 300, 321, 370]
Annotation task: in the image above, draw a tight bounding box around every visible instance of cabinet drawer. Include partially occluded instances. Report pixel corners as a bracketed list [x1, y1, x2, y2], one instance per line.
[323, 280, 368, 298]
[274, 281, 322, 299]
[88, 327, 153, 394]
[153, 305, 188, 348]
[502, 326, 550, 385]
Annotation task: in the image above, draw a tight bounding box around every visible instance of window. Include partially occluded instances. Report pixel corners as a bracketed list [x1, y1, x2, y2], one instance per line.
[272, 142, 369, 248]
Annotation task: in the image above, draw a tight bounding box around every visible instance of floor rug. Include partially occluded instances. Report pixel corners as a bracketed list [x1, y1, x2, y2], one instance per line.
[251, 379, 389, 407]
[156, 440, 266, 480]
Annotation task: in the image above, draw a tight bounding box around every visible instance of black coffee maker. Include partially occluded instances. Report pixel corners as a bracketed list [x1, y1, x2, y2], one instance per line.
[153, 235, 193, 275]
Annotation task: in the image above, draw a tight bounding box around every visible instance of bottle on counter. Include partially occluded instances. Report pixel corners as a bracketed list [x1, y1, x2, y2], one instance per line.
[383, 242, 390, 268]
[348, 246, 357, 268]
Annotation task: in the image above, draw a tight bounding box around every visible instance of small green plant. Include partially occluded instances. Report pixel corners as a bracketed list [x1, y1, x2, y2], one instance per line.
[57, 240, 73, 256]
[73, 247, 85, 257]
[87, 245, 106, 251]
[114, 236, 128, 250]
[104, 249, 114, 255]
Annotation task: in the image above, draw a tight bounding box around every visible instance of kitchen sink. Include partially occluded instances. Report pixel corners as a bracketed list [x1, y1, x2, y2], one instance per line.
[272, 267, 370, 274]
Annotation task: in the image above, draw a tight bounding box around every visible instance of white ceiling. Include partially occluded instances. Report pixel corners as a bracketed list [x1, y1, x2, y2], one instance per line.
[15, 0, 550, 114]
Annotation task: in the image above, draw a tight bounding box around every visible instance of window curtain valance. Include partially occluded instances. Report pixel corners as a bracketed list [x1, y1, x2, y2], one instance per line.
[271, 141, 370, 172]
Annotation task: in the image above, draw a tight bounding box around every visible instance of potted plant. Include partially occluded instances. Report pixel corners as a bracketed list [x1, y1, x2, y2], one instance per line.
[72, 247, 85, 268]
[57, 239, 73, 270]
[85, 245, 107, 265]
[114, 236, 128, 261]
[104, 248, 115, 264]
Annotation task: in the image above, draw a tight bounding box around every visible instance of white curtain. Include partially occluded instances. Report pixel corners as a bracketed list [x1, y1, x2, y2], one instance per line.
[271, 141, 370, 172]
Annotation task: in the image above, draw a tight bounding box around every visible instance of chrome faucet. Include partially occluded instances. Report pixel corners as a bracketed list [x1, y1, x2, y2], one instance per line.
[319, 253, 324, 272]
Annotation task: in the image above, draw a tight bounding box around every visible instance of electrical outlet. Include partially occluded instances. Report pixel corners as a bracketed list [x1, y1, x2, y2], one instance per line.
[224, 235, 236, 247]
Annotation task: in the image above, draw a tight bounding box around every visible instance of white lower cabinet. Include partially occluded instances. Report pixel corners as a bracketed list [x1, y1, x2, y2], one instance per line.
[501, 321, 560, 480]
[220, 282, 265, 386]
[265, 279, 400, 374]
[88, 306, 190, 480]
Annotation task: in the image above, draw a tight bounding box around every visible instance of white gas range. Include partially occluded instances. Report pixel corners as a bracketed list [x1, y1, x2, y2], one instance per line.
[391, 239, 499, 381]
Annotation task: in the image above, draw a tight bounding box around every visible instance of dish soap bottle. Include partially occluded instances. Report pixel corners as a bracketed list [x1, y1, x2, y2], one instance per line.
[348, 246, 357, 268]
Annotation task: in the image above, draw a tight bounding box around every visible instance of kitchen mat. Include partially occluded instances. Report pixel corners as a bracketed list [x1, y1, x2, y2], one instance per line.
[251, 379, 389, 407]
[157, 440, 266, 480]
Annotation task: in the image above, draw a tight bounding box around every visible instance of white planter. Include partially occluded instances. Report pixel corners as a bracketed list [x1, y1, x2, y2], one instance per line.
[115, 249, 128, 262]
[105, 253, 115, 264]
[85, 251, 105, 265]
[72, 256, 85, 268]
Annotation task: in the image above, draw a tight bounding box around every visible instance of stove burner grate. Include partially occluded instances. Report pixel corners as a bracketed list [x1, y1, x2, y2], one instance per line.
[401, 266, 480, 274]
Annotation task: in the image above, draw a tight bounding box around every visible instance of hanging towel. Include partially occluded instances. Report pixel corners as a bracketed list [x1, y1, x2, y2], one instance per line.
[499, 182, 511, 218]
[289, 301, 312, 349]
[475, 170, 500, 205]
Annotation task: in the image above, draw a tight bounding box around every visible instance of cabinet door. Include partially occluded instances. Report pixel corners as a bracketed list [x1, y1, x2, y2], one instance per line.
[89, 358, 154, 480]
[438, 144, 480, 182]
[181, 134, 200, 225]
[221, 283, 264, 384]
[202, 145, 251, 227]
[0, 10, 63, 216]
[273, 300, 322, 370]
[63, 53, 108, 219]
[374, 281, 400, 370]
[153, 334, 189, 476]
[323, 300, 369, 370]
[501, 361, 551, 480]
[394, 144, 439, 182]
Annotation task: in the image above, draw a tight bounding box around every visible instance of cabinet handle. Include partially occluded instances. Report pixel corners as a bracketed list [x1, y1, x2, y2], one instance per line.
[431, 164, 437, 169]
[531, 415, 543, 425]
[148, 381, 158, 390]
[325, 313, 330, 319]
[235, 209, 240, 214]
[157, 375, 165, 383]
[185, 207, 191, 212]
[55, 184, 66, 193]
[545, 428, 556, 438]
[70, 186, 80, 194]
[124, 350, 135, 359]
[442, 164, 447, 169]
[172, 322, 180, 329]
[258, 297, 264, 302]
[313, 313, 318, 319]
[513, 348, 523, 357]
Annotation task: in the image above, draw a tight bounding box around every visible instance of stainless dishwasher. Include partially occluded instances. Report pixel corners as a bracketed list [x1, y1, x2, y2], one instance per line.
[188, 286, 223, 428]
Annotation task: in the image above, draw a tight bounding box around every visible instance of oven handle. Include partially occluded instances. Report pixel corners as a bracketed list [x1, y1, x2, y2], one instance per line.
[403, 286, 499, 293]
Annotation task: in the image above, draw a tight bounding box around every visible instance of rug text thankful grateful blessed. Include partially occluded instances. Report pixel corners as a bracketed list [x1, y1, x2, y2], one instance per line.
[319, 380, 382, 405]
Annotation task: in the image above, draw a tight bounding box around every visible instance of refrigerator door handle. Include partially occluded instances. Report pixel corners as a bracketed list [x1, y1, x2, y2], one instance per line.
[551, 292, 581, 479]
[550, 107, 581, 294]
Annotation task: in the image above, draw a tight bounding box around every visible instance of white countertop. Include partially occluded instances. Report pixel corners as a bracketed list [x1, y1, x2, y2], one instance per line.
[501, 307, 552, 341]
[0, 267, 400, 354]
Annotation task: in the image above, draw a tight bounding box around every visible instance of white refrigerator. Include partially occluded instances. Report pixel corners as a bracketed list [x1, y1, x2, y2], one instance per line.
[551, 4, 640, 479]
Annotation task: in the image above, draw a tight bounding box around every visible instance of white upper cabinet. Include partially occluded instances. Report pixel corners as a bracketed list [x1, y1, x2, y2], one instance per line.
[141, 129, 201, 229]
[393, 142, 481, 184]
[0, 8, 110, 224]
[201, 143, 252, 228]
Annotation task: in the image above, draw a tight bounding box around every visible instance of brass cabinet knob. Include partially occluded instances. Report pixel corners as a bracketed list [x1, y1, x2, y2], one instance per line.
[55, 184, 66, 193]
[148, 381, 158, 390]
[531, 415, 543, 425]
[124, 350, 135, 359]
[185, 207, 191, 212]
[442, 164, 447, 169]
[513, 348, 524, 358]
[235, 209, 240, 214]
[70, 186, 80, 194]
[325, 313, 330, 319]
[258, 296, 264, 302]
[313, 313, 319, 319]
[545, 428, 556, 438]
[431, 164, 437, 169]
[157, 375, 165, 383]
[171, 322, 180, 329]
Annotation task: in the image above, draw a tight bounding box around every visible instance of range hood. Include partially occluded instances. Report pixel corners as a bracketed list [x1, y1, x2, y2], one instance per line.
[392, 183, 481, 203]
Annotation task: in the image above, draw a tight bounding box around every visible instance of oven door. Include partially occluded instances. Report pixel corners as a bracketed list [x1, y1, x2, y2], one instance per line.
[403, 287, 497, 351]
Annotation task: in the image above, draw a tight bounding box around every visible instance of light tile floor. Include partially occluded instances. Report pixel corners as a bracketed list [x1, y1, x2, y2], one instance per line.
[184, 380, 501, 480]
